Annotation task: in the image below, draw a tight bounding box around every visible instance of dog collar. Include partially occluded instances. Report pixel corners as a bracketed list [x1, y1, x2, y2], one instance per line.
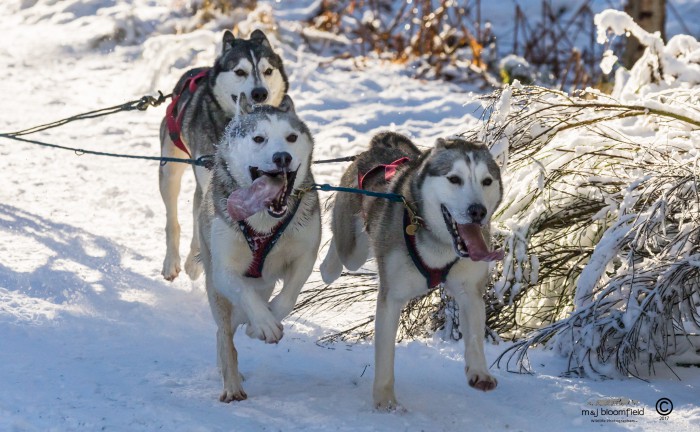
[403, 210, 458, 289]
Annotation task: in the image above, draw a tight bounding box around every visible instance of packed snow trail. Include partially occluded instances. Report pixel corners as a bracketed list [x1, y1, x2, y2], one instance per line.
[1, 1, 699, 431]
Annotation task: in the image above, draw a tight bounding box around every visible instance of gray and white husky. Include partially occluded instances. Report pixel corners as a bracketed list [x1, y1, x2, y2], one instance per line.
[320, 132, 503, 410]
[198, 94, 321, 402]
[160, 29, 288, 281]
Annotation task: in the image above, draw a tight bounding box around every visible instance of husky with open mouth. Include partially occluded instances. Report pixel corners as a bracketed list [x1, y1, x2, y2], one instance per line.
[320, 132, 504, 410]
[198, 94, 320, 402]
[159, 29, 288, 282]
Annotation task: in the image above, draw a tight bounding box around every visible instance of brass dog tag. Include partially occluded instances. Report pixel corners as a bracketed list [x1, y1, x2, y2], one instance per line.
[405, 224, 418, 236]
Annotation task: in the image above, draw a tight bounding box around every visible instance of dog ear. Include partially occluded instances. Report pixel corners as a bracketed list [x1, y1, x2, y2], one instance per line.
[238, 93, 253, 114]
[222, 30, 235, 50]
[435, 138, 448, 149]
[278, 95, 295, 113]
[250, 29, 271, 48]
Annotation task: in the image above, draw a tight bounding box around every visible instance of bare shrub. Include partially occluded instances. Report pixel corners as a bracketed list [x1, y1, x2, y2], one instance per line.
[307, 0, 494, 84]
[307, 1, 622, 89]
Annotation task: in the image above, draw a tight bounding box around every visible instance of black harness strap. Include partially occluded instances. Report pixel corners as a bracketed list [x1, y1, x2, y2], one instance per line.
[403, 210, 458, 289]
[238, 200, 301, 279]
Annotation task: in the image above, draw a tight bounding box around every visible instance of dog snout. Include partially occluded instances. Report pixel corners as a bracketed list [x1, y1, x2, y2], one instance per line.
[251, 87, 268, 103]
[468, 204, 487, 224]
[273, 151, 292, 169]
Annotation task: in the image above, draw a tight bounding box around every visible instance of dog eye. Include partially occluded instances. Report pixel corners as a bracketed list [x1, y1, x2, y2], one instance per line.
[286, 134, 297, 143]
[234, 69, 247, 77]
[482, 178, 493, 186]
[447, 175, 462, 185]
[253, 136, 265, 143]
[264, 68, 273, 76]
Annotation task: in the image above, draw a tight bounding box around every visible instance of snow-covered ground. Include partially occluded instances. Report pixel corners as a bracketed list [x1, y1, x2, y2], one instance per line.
[1, 1, 699, 431]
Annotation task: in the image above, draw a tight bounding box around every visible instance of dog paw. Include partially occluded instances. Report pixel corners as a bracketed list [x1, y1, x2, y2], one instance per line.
[374, 397, 405, 413]
[466, 368, 498, 392]
[245, 317, 283, 344]
[184, 252, 203, 280]
[161, 256, 181, 281]
[219, 387, 247, 403]
[373, 386, 404, 412]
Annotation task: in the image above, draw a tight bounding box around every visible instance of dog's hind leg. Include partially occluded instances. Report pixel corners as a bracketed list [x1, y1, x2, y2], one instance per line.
[159, 124, 188, 281]
[184, 182, 204, 280]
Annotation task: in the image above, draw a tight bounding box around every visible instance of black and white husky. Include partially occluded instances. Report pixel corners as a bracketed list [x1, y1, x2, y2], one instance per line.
[198, 95, 321, 402]
[159, 29, 288, 281]
[321, 132, 504, 410]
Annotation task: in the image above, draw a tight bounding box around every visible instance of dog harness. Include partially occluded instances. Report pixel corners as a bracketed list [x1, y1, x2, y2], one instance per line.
[165, 69, 210, 158]
[402, 211, 458, 289]
[357, 157, 458, 289]
[357, 157, 410, 189]
[237, 201, 301, 279]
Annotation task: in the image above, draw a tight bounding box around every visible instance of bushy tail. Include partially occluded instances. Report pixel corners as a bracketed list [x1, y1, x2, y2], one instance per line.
[320, 237, 343, 284]
[319, 188, 370, 285]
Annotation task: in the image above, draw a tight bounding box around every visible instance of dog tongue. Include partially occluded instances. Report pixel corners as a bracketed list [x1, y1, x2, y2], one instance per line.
[456, 224, 505, 261]
[226, 175, 285, 221]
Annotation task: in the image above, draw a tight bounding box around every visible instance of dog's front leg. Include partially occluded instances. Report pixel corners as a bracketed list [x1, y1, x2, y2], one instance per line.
[373, 254, 425, 411]
[213, 268, 282, 344]
[372, 288, 404, 411]
[239, 282, 285, 343]
[211, 224, 283, 344]
[270, 250, 316, 321]
[206, 287, 247, 402]
[448, 267, 497, 392]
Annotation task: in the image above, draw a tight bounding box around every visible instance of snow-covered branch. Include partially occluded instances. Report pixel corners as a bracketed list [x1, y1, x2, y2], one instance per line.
[481, 9, 700, 377]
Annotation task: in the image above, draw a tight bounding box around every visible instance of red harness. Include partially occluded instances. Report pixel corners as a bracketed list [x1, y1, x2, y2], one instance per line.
[357, 157, 456, 289]
[238, 201, 300, 279]
[165, 69, 210, 158]
[357, 157, 410, 190]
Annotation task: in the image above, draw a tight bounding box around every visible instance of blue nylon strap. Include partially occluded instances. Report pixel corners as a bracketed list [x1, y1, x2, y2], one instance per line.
[310, 183, 405, 203]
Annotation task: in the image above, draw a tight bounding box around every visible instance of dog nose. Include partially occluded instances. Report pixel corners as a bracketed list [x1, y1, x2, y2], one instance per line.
[273, 152, 292, 169]
[468, 204, 487, 224]
[251, 87, 268, 103]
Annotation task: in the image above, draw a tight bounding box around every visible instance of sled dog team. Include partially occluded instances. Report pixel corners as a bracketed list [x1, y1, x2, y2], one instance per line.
[158, 30, 504, 410]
